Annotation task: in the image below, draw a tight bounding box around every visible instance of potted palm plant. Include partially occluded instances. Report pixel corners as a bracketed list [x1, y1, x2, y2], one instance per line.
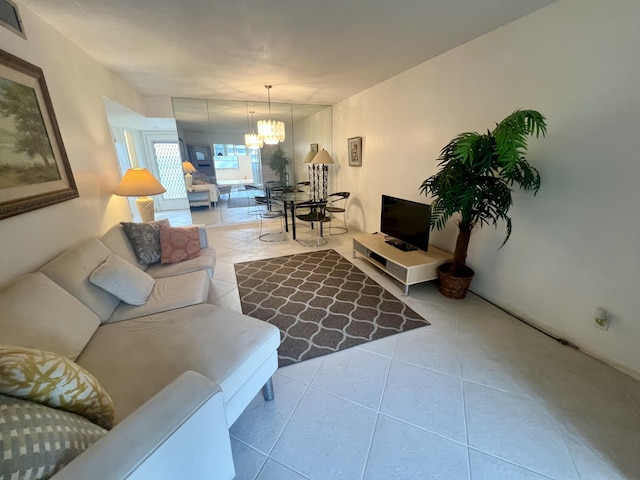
[268, 146, 290, 185]
[420, 109, 547, 299]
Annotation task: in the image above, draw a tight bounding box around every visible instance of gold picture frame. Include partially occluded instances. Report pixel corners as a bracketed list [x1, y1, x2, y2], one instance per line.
[0, 50, 78, 220]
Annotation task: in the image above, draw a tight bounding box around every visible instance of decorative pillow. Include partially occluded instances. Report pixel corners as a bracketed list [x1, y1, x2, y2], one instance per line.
[0, 394, 107, 479]
[0, 345, 115, 429]
[120, 219, 170, 264]
[160, 225, 201, 264]
[90, 254, 155, 305]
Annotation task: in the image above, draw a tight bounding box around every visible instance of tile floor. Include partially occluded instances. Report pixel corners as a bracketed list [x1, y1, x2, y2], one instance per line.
[170, 217, 640, 479]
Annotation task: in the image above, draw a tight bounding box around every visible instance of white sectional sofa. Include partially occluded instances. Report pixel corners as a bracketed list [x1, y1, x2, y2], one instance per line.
[0, 223, 281, 479]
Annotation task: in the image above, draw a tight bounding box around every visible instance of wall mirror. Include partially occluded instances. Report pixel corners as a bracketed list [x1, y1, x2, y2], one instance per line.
[172, 97, 331, 225]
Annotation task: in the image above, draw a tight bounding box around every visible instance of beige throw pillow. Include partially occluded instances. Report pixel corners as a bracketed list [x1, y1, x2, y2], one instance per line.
[90, 254, 155, 305]
[0, 345, 115, 429]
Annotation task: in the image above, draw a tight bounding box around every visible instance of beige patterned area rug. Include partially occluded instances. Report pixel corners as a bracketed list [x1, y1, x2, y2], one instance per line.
[234, 249, 429, 366]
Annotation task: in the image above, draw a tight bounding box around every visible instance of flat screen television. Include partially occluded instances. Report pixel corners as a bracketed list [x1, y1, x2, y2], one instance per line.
[380, 195, 431, 252]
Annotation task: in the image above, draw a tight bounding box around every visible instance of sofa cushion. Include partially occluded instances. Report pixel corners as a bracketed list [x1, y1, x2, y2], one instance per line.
[90, 255, 155, 306]
[0, 272, 100, 360]
[76, 304, 281, 424]
[0, 345, 115, 429]
[107, 269, 210, 323]
[160, 224, 201, 264]
[0, 394, 107, 479]
[99, 224, 147, 271]
[145, 246, 216, 279]
[39, 238, 121, 323]
[121, 220, 170, 265]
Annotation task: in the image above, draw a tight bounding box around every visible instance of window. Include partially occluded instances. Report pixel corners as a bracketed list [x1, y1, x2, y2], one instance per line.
[214, 155, 239, 170]
[152, 142, 183, 200]
[212, 143, 259, 169]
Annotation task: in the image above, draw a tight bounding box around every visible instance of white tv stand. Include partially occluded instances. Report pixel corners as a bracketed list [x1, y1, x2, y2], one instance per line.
[353, 233, 451, 295]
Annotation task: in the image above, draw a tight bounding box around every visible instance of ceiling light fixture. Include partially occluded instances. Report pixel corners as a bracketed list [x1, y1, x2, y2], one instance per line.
[244, 102, 263, 150]
[257, 85, 285, 145]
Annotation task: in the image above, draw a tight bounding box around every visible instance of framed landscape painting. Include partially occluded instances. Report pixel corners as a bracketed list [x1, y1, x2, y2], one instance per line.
[0, 50, 78, 220]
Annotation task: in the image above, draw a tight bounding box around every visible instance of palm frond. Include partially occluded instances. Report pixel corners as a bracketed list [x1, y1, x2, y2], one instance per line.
[420, 109, 547, 267]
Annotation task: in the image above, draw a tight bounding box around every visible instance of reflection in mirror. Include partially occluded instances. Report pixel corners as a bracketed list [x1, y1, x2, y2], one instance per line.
[172, 97, 332, 225]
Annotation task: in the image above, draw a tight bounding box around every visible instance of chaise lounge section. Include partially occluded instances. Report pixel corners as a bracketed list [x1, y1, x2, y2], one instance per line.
[0, 222, 281, 479]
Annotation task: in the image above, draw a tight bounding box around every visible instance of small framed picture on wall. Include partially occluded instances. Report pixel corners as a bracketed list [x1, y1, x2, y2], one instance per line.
[310, 143, 319, 152]
[348, 137, 362, 167]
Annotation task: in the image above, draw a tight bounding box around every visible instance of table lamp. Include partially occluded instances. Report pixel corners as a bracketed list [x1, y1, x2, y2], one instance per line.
[114, 168, 166, 222]
[311, 149, 334, 200]
[182, 161, 197, 190]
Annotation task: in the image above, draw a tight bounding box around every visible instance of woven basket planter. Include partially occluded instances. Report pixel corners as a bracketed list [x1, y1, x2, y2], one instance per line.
[437, 263, 474, 299]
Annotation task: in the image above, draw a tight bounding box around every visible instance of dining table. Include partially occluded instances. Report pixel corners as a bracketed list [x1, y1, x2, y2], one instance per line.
[271, 191, 314, 240]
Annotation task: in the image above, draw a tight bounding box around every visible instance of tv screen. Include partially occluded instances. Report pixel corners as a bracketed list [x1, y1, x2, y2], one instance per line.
[380, 195, 431, 252]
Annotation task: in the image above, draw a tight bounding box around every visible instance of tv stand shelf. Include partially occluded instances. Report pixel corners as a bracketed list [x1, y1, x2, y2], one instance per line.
[353, 233, 451, 295]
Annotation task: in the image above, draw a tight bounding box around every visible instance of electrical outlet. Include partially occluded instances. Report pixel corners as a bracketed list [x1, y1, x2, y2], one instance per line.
[594, 308, 610, 331]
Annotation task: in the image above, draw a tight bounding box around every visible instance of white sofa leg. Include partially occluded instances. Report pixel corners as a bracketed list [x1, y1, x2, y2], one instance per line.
[262, 378, 274, 401]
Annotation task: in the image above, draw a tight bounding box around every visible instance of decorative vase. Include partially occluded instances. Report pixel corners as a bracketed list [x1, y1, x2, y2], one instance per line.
[437, 263, 474, 299]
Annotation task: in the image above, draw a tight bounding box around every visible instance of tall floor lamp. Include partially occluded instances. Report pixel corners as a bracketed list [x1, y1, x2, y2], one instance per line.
[310, 150, 334, 200]
[303, 148, 317, 197]
[114, 168, 166, 222]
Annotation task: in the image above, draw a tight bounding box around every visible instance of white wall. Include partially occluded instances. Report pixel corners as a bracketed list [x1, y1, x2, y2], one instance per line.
[333, 0, 640, 378]
[0, 3, 144, 285]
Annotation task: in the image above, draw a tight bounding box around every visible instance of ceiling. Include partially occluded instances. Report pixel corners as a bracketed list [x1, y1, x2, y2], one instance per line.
[19, 0, 555, 106]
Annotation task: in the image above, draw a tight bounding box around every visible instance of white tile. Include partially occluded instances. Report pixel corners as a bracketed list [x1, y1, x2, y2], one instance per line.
[231, 438, 267, 480]
[381, 360, 466, 443]
[231, 375, 307, 454]
[256, 460, 309, 480]
[531, 352, 640, 428]
[557, 408, 640, 480]
[459, 343, 543, 401]
[214, 265, 238, 284]
[464, 382, 578, 480]
[208, 278, 238, 303]
[408, 301, 460, 336]
[457, 309, 522, 351]
[468, 450, 552, 480]
[355, 334, 397, 357]
[270, 388, 377, 479]
[213, 288, 243, 312]
[311, 347, 391, 409]
[277, 356, 325, 385]
[364, 414, 469, 480]
[394, 327, 461, 377]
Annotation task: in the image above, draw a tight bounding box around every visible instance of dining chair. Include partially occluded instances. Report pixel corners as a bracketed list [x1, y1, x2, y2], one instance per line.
[259, 198, 286, 242]
[294, 200, 330, 247]
[325, 192, 350, 234]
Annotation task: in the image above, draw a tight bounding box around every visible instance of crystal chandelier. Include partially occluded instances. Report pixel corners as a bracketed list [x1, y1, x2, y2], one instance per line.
[244, 103, 263, 149]
[257, 85, 285, 145]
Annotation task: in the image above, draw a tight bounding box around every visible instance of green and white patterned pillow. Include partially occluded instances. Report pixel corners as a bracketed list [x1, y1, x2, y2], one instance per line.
[0, 345, 115, 429]
[0, 394, 106, 479]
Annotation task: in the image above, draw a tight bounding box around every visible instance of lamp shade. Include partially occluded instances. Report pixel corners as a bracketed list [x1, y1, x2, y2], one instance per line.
[114, 168, 166, 197]
[303, 150, 317, 164]
[182, 161, 197, 173]
[311, 149, 334, 164]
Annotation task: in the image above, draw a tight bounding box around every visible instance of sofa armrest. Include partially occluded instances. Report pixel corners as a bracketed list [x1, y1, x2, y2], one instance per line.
[194, 224, 209, 248]
[52, 371, 235, 480]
